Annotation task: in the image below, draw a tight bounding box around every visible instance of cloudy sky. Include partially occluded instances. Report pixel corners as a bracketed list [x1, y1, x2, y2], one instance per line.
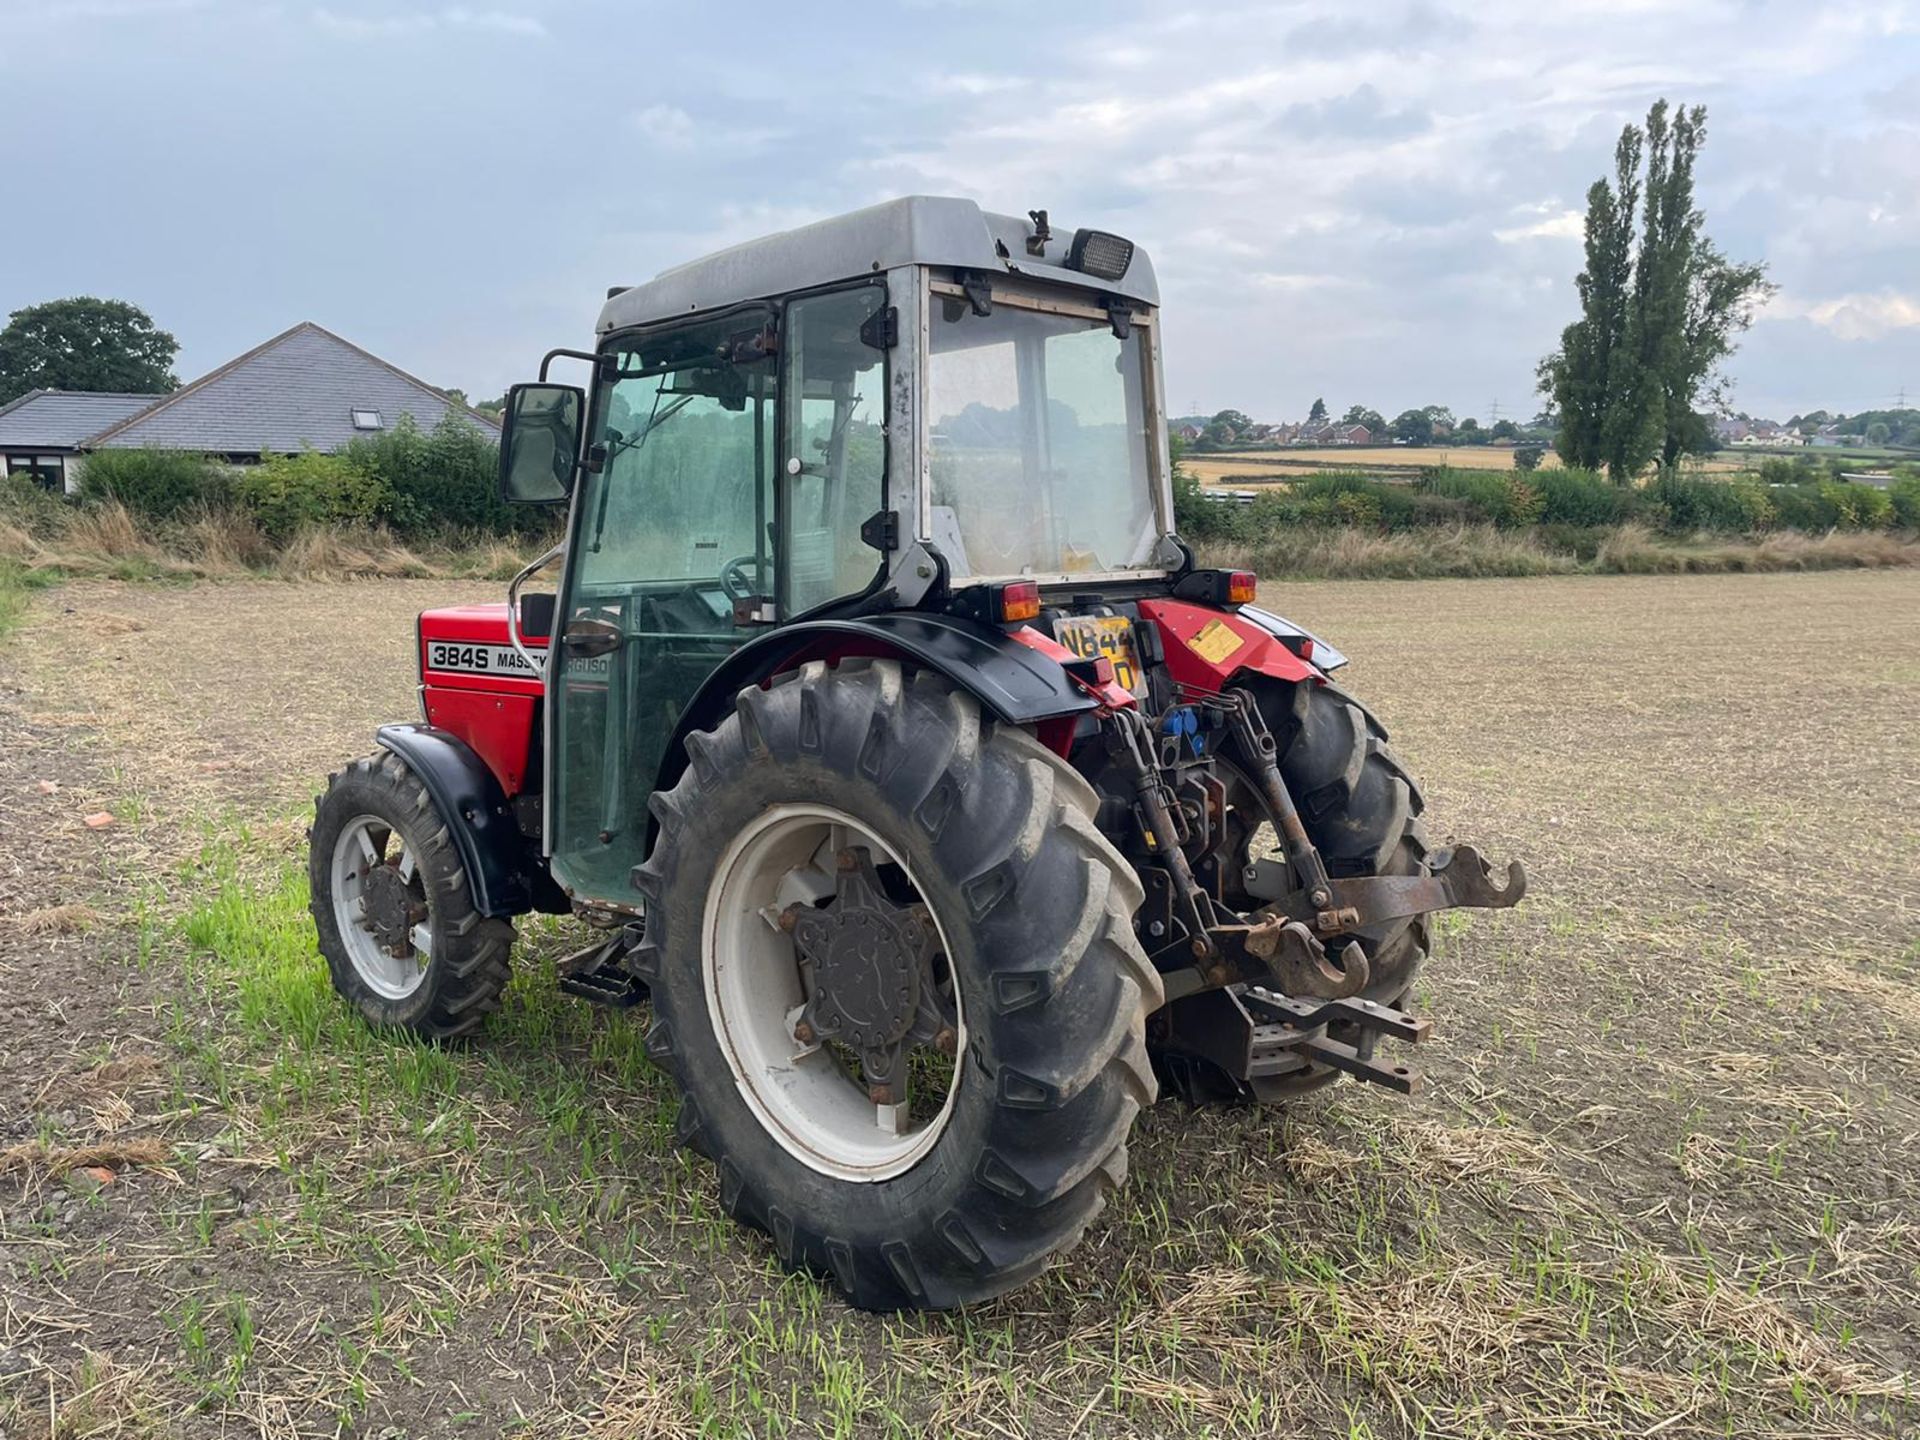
[5, 0, 1917, 424]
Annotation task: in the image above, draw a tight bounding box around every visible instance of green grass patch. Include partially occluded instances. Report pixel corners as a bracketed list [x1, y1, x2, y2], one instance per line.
[0, 558, 57, 639]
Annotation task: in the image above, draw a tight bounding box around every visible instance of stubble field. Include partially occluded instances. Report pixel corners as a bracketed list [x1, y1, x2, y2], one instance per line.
[2, 568, 1916, 1437]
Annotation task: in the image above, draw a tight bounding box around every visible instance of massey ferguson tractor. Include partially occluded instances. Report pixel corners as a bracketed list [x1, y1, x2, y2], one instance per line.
[309, 197, 1523, 1310]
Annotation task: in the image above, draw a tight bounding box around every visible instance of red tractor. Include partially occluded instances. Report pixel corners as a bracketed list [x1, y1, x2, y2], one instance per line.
[310, 198, 1523, 1310]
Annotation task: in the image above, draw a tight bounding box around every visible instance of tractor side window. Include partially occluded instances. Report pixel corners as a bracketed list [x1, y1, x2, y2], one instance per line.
[780, 287, 887, 614]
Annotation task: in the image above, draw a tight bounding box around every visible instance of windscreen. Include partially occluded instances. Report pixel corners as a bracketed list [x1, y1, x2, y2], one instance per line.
[927, 296, 1157, 578]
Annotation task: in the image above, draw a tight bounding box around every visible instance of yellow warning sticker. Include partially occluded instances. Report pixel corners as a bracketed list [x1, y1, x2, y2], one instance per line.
[1190, 619, 1246, 666]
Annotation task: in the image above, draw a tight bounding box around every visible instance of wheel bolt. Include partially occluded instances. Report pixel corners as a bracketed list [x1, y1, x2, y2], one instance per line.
[836, 847, 860, 872]
[793, 1019, 815, 1045]
[934, 1027, 956, 1056]
[869, 1083, 894, 1105]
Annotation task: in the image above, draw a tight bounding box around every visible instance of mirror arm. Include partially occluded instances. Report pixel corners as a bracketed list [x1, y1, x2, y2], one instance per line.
[507, 543, 566, 678]
[539, 347, 619, 384]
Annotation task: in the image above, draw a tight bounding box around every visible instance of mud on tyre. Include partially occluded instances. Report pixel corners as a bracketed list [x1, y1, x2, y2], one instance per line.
[634, 658, 1163, 1311]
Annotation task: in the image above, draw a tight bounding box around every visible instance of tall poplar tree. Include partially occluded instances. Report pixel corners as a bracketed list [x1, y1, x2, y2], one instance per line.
[1538, 102, 1771, 480]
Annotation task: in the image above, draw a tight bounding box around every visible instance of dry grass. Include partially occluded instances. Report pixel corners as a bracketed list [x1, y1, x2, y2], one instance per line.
[9, 902, 103, 935]
[0, 1136, 172, 1180]
[0, 499, 538, 583]
[1592, 522, 1920, 572]
[1202, 521, 1920, 580]
[1185, 445, 1748, 483]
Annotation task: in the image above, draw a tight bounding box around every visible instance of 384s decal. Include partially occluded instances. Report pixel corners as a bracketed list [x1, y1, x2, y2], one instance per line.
[425, 641, 543, 678]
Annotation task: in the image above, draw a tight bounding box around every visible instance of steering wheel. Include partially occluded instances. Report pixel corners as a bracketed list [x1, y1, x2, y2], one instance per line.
[720, 553, 767, 602]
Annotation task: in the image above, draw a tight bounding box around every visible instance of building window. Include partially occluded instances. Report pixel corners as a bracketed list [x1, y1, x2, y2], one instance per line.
[6, 455, 65, 491]
[351, 408, 383, 431]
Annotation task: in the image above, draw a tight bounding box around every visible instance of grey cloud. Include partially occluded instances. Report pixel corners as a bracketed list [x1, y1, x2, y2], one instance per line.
[1272, 84, 1433, 142]
[1284, 1, 1473, 56]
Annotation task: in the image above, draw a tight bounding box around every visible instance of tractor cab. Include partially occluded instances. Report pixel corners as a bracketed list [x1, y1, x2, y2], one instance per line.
[499, 198, 1179, 903]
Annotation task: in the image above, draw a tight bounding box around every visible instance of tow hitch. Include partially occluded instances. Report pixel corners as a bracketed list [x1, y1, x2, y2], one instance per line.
[1151, 983, 1435, 1102]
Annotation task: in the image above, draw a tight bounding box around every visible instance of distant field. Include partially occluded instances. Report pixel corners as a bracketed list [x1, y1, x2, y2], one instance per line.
[1185, 445, 1749, 485]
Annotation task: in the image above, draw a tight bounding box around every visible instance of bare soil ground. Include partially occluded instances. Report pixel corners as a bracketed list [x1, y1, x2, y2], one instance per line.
[2, 570, 1917, 1438]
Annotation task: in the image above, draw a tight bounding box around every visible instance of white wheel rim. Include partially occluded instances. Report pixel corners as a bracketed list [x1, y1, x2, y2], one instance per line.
[702, 804, 966, 1182]
[330, 814, 432, 1000]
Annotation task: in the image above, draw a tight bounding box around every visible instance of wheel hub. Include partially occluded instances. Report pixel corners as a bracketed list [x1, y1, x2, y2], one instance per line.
[788, 849, 930, 1053]
[359, 863, 419, 952]
[781, 846, 958, 1103]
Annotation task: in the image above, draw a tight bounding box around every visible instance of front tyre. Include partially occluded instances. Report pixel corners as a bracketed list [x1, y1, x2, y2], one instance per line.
[309, 752, 515, 1040]
[635, 659, 1162, 1311]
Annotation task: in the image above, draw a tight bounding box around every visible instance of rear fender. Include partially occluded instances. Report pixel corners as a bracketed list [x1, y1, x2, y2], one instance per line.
[653, 612, 1101, 802]
[374, 723, 565, 918]
[1137, 597, 1327, 693]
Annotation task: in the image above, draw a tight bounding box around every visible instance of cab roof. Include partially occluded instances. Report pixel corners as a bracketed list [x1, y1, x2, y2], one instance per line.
[596, 195, 1159, 334]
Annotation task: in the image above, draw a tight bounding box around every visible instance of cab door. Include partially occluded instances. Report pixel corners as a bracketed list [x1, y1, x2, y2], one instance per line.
[545, 287, 890, 909]
[547, 311, 777, 905]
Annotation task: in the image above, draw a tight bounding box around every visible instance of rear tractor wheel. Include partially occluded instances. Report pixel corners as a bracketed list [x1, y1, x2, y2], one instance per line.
[635, 659, 1162, 1311]
[309, 753, 515, 1040]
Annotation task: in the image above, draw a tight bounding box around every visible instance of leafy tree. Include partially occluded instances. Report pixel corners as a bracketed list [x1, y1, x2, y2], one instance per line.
[1539, 101, 1770, 479]
[1202, 408, 1253, 446]
[1514, 444, 1546, 471]
[0, 297, 178, 403]
[1490, 418, 1520, 441]
[1867, 421, 1891, 446]
[1343, 404, 1386, 434]
[1421, 404, 1456, 430]
[1307, 396, 1328, 424]
[1391, 409, 1434, 446]
[1538, 125, 1640, 473]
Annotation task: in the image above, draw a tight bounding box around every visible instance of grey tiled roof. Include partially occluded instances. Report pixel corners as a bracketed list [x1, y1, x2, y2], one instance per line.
[88, 322, 501, 453]
[0, 390, 158, 449]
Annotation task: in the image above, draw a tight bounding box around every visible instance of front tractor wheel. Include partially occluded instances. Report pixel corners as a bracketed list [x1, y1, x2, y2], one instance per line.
[309, 753, 515, 1040]
[636, 659, 1162, 1311]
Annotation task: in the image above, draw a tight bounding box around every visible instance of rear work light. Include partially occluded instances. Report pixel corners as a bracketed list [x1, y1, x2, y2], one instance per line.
[1066, 228, 1135, 281]
[992, 581, 1041, 624]
[1171, 568, 1258, 607]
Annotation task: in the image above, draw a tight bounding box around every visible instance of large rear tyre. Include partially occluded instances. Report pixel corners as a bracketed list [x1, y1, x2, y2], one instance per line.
[634, 659, 1162, 1311]
[309, 752, 515, 1040]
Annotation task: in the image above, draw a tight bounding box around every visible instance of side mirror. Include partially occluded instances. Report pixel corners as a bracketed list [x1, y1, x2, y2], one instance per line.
[499, 383, 584, 505]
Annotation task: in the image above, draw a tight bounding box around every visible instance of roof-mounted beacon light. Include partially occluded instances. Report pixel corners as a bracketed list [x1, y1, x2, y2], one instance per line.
[1066, 228, 1134, 282]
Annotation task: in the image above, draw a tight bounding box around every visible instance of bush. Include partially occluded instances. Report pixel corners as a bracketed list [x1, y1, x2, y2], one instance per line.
[1418, 468, 1537, 527]
[231, 450, 391, 541]
[347, 413, 517, 538]
[1533, 467, 1632, 526]
[1823, 480, 1893, 529]
[1652, 471, 1774, 532]
[1513, 444, 1545, 471]
[1889, 475, 1920, 529]
[1768, 483, 1843, 531]
[75, 448, 226, 518]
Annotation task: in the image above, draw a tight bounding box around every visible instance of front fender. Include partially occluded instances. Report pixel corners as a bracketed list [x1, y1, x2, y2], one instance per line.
[375, 723, 563, 918]
[653, 612, 1099, 799]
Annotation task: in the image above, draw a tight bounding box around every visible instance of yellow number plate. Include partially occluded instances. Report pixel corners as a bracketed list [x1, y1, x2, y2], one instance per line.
[1054, 615, 1143, 695]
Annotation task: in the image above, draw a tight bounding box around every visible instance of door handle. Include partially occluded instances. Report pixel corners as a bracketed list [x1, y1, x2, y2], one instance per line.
[562, 618, 624, 657]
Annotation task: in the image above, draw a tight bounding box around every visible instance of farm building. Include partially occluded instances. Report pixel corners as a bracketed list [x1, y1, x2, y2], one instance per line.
[0, 322, 498, 494]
